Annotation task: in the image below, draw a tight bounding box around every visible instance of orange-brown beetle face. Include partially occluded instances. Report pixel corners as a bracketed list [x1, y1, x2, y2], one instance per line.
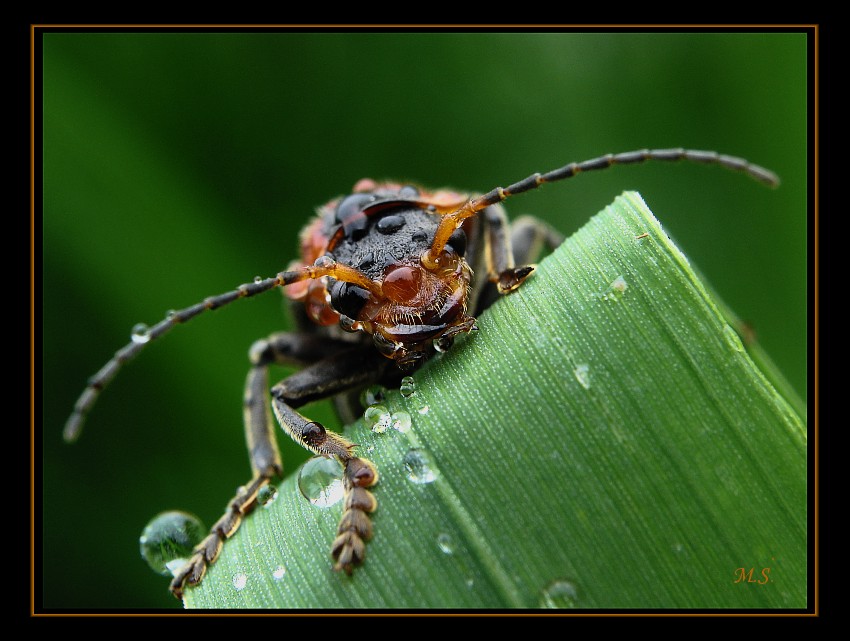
[285, 183, 478, 367]
[357, 247, 475, 366]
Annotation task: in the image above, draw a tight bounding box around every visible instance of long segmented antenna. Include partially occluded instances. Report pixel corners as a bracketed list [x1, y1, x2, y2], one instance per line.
[63, 259, 380, 443]
[427, 148, 779, 259]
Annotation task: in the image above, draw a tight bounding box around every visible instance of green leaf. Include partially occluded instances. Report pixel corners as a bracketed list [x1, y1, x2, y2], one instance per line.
[183, 193, 807, 609]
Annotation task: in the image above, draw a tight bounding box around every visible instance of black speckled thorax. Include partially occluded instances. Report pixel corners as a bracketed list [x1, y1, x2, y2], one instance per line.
[324, 192, 441, 281]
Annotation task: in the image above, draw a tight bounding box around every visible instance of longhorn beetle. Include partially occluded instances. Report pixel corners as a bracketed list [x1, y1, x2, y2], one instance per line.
[64, 148, 778, 599]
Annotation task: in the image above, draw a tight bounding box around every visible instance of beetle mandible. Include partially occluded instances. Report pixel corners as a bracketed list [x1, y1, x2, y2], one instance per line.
[64, 148, 778, 598]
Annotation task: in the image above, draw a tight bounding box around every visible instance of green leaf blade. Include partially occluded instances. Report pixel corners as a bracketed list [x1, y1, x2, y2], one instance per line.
[185, 192, 806, 609]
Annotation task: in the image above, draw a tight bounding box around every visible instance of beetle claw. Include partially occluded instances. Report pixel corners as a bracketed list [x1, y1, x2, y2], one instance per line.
[497, 265, 535, 294]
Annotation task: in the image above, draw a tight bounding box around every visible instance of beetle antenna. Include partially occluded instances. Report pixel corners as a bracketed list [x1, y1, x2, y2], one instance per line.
[427, 148, 779, 258]
[64, 259, 380, 443]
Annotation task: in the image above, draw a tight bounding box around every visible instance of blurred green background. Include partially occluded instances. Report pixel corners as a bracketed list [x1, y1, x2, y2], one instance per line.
[41, 31, 807, 610]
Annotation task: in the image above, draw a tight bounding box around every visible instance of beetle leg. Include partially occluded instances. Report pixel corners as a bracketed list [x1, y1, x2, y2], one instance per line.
[481, 204, 537, 294]
[269, 346, 387, 574]
[481, 205, 534, 294]
[507, 215, 565, 266]
[331, 457, 379, 573]
[168, 335, 383, 599]
[249, 331, 360, 367]
[168, 473, 273, 599]
[168, 354, 282, 599]
[473, 213, 565, 315]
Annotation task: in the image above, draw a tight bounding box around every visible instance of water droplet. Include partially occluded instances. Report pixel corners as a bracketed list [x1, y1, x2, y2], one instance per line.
[297, 457, 344, 507]
[723, 324, 746, 353]
[573, 363, 591, 390]
[233, 573, 248, 590]
[272, 565, 287, 580]
[360, 385, 387, 408]
[433, 335, 453, 353]
[539, 579, 580, 609]
[436, 533, 454, 555]
[257, 484, 278, 508]
[399, 376, 416, 398]
[364, 405, 392, 433]
[139, 511, 205, 576]
[671, 542, 685, 554]
[131, 323, 151, 344]
[403, 448, 437, 484]
[254, 275, 263, 284]
[597, 275, 628, 302]
[164, 559, 187, 576]
[391, 411, 412, 433]
[406, 389, 430, 416]
[165, 309, 177, 320]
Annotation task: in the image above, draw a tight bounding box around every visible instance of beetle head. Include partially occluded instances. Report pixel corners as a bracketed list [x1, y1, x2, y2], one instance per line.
[346, 244, 475, 367]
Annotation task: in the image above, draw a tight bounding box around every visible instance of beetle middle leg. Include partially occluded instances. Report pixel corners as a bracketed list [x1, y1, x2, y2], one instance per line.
[169, 333, 387, 598]
[474, 206, 565, 312]
[507, 215, 565, 266]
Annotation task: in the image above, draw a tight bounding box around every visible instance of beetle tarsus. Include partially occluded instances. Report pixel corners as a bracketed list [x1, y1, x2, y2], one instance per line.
[331, 456, 378, 574]
[497, 265, 536, 294]
[168, 473, 274, 599]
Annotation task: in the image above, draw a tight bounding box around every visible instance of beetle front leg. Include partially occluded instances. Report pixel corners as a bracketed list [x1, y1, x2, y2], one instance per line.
[168, 471, 275, 599]
[168, 346, 289, 598]
[272, 396, 379, 573]
[270, 347, 387, 573]
[168, 334, 378, 599]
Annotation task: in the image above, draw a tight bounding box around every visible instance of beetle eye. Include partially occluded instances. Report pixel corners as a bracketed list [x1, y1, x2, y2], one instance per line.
[330, 280, 371, 319]
[446, 228, 467, 257]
